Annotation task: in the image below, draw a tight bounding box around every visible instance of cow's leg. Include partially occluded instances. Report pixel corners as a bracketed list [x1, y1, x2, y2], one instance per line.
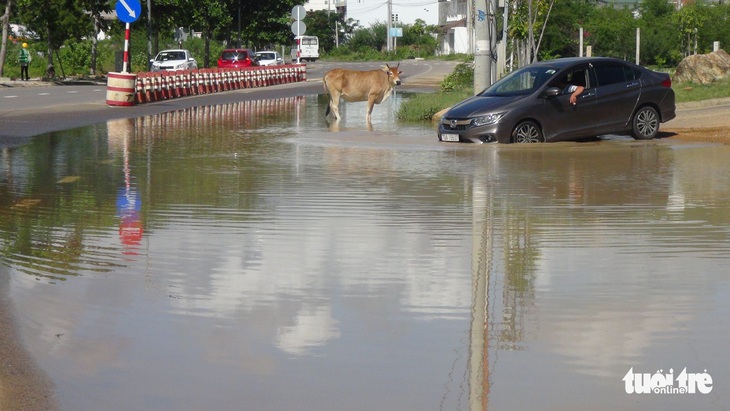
[329, 90, 341, 120]
[366, 94, 377, 123]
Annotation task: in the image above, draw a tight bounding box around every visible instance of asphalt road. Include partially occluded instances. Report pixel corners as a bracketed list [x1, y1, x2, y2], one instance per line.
[0, 60, 457, 144]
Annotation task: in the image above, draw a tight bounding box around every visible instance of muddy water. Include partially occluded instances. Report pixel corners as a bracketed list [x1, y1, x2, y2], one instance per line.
[1, 95, 729, 410]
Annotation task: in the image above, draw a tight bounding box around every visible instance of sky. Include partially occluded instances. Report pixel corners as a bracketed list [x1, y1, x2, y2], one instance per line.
[345, 0, 441, 27]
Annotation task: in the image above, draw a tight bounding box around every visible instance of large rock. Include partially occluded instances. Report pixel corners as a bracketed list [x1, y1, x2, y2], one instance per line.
[673, 49, 730, 84]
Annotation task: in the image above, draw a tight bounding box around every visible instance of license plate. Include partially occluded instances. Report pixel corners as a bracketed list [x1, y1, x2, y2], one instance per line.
[441, 134, 460, 142]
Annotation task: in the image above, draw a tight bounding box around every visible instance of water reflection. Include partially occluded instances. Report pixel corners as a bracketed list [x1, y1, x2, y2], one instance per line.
[1, 96, 730, 410]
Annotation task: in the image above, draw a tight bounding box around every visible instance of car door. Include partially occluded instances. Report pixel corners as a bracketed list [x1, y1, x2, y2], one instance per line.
[539, 64, 602, 141]
[590, 61, 641, 130]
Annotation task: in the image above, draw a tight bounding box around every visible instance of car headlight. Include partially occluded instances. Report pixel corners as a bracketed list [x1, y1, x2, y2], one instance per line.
[472, 112, 507, 127]
[175, 63, 185, 70]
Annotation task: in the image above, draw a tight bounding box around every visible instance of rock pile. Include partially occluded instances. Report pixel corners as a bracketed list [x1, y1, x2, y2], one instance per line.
[673, 49, 730, 84]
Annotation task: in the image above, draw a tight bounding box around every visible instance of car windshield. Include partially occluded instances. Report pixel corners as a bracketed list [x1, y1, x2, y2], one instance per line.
[479, 66, 559, 97]
[222, 51, 247, 61]
[157, 51, 185, 61]
[257, 53, 275, 60]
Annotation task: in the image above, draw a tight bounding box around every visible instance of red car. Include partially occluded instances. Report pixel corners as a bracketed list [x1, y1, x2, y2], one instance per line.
[217, 49, 259, 68]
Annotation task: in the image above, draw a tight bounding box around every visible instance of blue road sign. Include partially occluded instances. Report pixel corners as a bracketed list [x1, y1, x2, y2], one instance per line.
[116, 0, 142, 24]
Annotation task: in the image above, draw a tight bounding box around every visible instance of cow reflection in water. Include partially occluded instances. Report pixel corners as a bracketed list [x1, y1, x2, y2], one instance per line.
[323, 63, 403, 125]
[327, 119, 374, 133]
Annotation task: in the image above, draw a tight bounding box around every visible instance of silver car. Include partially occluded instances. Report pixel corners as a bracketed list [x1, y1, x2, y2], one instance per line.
[149, 49, 198, 72]
[255, 51, 284, 66]
[438, 57, 676, 143]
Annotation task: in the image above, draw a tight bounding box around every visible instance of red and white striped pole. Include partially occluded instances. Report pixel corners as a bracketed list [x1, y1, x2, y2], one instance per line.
[123, 22, 131, 73]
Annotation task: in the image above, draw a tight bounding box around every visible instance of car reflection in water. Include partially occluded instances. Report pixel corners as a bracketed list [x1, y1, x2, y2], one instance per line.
[438, 57, 676, 143]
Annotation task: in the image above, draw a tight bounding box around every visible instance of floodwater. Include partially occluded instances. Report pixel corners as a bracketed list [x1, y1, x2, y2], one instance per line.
[1, 93, 730, 411]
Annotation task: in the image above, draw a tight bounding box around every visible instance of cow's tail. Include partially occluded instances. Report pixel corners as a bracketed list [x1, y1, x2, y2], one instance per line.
[323, 77, 331, 117]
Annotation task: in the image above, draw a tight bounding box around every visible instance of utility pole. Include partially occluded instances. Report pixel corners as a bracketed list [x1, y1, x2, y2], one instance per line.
[387, 0, 392, 52]
[474, 0, 491, 94]
[147, 0, 152, 68]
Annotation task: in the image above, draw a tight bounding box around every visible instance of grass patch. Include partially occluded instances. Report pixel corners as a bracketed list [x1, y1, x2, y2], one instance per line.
[673, 77, 730, 103]
[398, 61, 474, 121]
[398, 89, 473, 121]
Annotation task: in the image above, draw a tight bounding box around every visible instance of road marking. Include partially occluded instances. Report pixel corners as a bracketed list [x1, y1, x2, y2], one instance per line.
[3, 95, 18, 99]
[66, 90, 79, 94]
[38, 92, 50, 96]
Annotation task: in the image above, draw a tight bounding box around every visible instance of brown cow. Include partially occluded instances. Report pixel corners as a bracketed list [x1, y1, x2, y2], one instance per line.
[323, 63, 403, 122]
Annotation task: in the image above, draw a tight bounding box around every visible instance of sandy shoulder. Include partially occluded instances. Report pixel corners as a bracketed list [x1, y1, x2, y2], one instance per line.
[662, 97, 730, 144]
[0, 273, 57, 411]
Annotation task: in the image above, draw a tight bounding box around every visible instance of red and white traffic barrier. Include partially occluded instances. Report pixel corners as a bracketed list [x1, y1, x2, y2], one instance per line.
[114, 64, 307, 106]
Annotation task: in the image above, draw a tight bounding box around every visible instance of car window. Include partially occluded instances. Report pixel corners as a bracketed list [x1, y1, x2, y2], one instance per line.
[158, 52, 183, 61]
[222, 51, 243, 60]
[257, 53, 275, 60]
[481, 66, 558, 96]
[548, 67, 589, 92]
[594, 63, 631, 86]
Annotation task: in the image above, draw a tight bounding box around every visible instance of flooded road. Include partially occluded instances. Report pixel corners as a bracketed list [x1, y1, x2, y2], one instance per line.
[1, 93, 730, 410]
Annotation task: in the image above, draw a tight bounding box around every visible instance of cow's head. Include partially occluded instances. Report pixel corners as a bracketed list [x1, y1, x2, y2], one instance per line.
[384, 63, 403, 86]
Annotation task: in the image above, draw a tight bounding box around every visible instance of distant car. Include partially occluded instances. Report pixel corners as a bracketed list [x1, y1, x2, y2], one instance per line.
[255, 51, 284, 66]
[149, 49, 198, 72]
[217, 49, 259, 69]
[438, 57, 676, 143]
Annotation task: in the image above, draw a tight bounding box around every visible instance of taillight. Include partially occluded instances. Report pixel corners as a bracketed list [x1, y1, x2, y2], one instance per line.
[661, 77, 672, 88]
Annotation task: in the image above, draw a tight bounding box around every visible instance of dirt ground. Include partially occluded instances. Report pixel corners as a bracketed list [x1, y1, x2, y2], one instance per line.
[663, 127, 730, 144]
[662, 97, 730, 144]
[0, 276, 57, 411]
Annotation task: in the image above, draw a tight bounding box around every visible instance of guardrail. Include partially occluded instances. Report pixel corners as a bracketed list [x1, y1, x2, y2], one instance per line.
[106, 64, 307, 107]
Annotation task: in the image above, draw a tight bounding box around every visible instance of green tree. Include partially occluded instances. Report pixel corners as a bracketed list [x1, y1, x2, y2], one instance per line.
[184, 0, 231, 67]
[674, 1, 709, 56]
[301, 9, 358, 53]
[15, 0, 90, 72]
[636, 0, 679, 65]
[79, 0, 112, 75]
[508, 0, 555, 65]
[701, 2, 730, 54]
[538, 0, 596, 59]
[231, 0, 301, 50]
[0, 0, 14, 76]
[584, 5, 635, 60]
[399, 19, 438, 54]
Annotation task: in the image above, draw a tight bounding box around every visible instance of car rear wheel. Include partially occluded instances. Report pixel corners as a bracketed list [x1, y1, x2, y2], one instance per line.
[512, 121, 543, 143]
[632, 106, 659, 140]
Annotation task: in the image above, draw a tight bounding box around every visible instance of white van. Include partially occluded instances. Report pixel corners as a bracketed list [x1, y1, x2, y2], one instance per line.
[291, 36, 319, 62]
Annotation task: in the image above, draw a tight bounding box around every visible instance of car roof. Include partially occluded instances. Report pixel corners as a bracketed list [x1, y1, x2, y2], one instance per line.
[222, 49, 253, 52]
[531, 56, 638, 68]
[159, 49, 187, 53]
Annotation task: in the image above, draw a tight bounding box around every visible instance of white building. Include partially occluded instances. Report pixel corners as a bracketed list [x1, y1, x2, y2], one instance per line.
[302, 0, 440, 27]
[437, 0, 468, 54]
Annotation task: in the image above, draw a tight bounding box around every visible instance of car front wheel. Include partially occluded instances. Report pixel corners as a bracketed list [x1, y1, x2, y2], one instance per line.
[511, 121, 543, 143]
[632, 106, 659, 140]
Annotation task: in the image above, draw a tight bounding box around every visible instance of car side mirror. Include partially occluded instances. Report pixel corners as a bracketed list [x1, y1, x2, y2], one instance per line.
[545, 87, 562, 98]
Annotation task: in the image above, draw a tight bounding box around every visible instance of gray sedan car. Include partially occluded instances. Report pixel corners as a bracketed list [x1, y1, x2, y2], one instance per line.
[438, 57, 676, 143]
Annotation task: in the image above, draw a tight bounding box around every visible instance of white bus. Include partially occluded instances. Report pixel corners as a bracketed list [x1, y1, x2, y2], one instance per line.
[292, 36, 319, 62]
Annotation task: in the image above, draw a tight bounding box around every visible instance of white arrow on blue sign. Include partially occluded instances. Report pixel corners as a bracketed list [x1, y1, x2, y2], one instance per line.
[116, 0, 142, 23]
